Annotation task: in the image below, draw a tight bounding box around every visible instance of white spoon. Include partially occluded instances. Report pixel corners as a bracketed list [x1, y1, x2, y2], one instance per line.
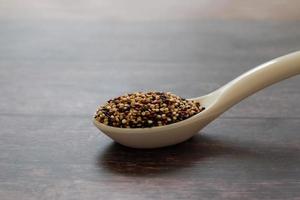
[94, 51, 300, 149]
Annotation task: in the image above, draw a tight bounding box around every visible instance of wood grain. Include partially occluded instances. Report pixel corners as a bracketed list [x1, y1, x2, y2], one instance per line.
[1, 1, 300, 199]
[1, 116, 300, 199]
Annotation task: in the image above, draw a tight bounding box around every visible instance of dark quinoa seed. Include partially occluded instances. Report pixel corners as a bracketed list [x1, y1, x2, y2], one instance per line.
[94, 91, 205, 128]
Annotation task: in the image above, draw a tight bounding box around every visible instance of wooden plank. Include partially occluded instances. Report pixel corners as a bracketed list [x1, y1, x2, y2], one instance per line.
[0, 22, 300, 118]
[0, 115, 300, 199]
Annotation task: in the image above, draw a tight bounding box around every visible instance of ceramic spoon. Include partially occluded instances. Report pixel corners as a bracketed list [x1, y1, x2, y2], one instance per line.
[93, 51, 300, 148]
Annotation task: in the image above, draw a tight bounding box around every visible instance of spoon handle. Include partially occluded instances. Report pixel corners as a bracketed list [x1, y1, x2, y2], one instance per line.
[215, 51, 300, 112]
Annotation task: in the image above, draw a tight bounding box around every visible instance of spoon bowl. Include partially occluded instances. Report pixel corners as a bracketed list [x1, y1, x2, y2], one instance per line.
[94, 51, 300, 148]
[93, 91, 220, 148]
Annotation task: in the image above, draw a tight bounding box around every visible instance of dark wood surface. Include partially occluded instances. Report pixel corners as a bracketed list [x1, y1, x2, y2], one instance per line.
[1, 1, 300, 199]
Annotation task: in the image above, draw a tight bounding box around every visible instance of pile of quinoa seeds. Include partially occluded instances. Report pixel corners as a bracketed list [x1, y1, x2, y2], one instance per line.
[94, 92, 205, 128]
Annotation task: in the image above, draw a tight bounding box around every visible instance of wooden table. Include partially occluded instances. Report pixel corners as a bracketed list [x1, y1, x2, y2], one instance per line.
[1, 1, 300, 199]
